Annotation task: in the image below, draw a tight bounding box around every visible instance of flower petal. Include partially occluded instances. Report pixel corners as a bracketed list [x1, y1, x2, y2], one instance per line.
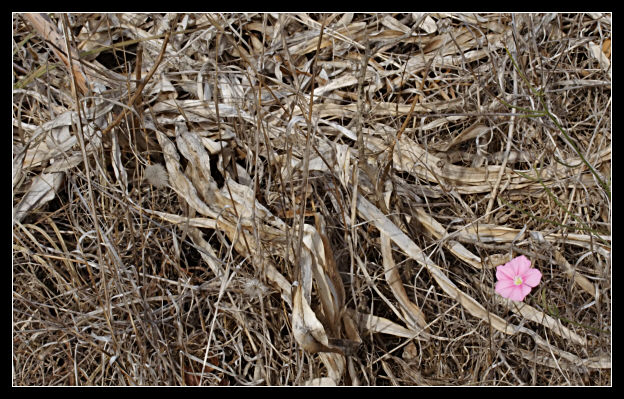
[495, 279, 516, 294]
[511, 255, 531, 275]
[507, 258, 521, 276]
[507, 285, 529, 301]
[496, 264, 516, 281]
[520, 284, 532, 299]
[496, 282, 518, 300]
[521, 268, 542, 287]
[494, 280, 522, 299]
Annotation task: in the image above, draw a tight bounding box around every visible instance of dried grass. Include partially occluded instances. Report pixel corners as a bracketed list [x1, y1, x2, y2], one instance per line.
[12, 13, 611, 386]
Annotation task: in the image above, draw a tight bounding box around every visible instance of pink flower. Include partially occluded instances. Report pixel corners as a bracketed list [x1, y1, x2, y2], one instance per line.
[495, 255, 542, 302]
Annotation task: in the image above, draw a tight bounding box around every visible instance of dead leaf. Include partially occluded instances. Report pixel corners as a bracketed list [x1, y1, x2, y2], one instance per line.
[602, 38, 611, 59]
[14, 172, 64, 223]
[23, 13, 90, 95]
[380, 232, 428, 330]
[291, 282, 343, 354]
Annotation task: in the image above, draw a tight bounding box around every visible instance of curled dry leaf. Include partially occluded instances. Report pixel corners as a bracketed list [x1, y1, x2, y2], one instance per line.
[380, 232, 428, 331]
[291, 283, 343, 355]
[110, 131, 127, 189]
[14, 172, 64, 224]
[23, 13, 90, 95]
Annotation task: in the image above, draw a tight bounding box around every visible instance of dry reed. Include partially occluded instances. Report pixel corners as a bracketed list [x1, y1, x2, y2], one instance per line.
[12, 13, 611, 386]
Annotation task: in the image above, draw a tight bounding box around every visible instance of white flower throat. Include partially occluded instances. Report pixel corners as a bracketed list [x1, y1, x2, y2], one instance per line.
[513, 276, 523, 285]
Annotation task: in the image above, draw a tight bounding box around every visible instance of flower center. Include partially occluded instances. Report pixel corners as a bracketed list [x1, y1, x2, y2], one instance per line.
[513, 276, 523, 286]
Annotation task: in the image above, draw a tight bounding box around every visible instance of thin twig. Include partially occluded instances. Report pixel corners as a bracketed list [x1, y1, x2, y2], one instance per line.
[101, 32, 170, 136]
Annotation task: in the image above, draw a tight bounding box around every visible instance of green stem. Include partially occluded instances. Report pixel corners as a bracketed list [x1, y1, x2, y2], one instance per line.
[502, 46, 610, 198]
[539, 290, 609, 335]
[499, 197, 610, 245]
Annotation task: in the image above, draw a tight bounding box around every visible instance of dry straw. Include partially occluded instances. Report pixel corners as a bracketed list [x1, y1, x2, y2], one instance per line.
[13, 13, 611, 386]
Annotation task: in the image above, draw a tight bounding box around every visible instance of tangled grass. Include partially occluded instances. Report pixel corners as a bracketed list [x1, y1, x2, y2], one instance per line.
[13, 13, 611, 385]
